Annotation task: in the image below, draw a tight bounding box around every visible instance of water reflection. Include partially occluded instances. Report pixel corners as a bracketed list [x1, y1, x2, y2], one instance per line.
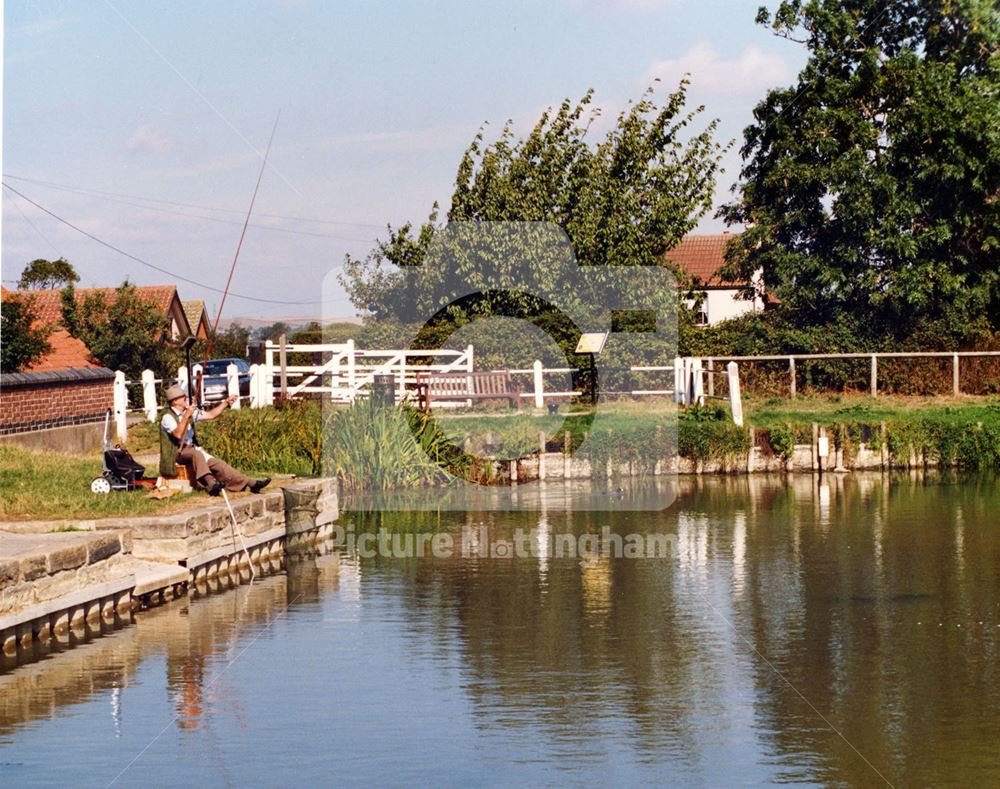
[1, 473, 999, 786]
[344, 473, 1000, 786]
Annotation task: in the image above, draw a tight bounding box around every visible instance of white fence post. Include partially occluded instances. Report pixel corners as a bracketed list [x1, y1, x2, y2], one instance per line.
[692, 358, 704, 406]
[262, 342, 274, 406]
[249, 364, 261, 408]
[263, 353, 274, 406]
[177, 365, 189, 398]
[533, 360, 545, 409]
[466, 344, 474, 375]
[113, 371, 128, 443]
[141, 369, 157, 422]
[346, 339, 357, 403]
[674, 357, 683, 404]
[727, 361, 743, 427]
[227, 362, 241, 408]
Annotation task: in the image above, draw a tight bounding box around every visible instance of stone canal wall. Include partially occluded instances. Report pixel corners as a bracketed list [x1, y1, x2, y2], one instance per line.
[508, 431, 912, 481]
[0, 532, 132, 616]
[1, 478, 338, 661]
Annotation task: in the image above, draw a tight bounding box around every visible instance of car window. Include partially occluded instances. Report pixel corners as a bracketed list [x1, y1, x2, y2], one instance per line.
[203, 361, 229, 375]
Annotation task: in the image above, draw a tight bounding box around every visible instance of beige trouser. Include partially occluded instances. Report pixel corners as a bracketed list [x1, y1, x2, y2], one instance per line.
[176, 446, 251, 492]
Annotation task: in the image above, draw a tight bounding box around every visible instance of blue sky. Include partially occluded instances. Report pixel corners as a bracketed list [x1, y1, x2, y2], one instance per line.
[3, 0, 806, 319]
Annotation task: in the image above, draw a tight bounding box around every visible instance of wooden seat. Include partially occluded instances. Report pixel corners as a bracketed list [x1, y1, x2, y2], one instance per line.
[416, 371, 520, 412]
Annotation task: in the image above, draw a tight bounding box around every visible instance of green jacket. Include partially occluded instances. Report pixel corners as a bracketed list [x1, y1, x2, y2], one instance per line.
[158, 406, 198, 478]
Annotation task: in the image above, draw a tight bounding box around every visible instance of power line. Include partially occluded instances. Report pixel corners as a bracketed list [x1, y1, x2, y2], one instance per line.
[6, 180, 377, 243]
[3, 189, 63, 257]
[103, 0, 308, 203]
[2, 182, 327, 306]
[3, 173, 387, 230]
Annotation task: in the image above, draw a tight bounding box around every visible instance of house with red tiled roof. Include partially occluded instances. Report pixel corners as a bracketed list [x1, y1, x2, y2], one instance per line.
[182, 300, 211, 340]
[16, 285, 192, 341]
[1, 287, 115, 444]
[1, 287, 100, 373]
[664, 232, 766, 326]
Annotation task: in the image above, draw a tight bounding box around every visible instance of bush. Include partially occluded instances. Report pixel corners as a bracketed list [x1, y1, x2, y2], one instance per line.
[199, 401, 323, 476]
[676, 406, 749, 467]
[766, 424, 796, 459]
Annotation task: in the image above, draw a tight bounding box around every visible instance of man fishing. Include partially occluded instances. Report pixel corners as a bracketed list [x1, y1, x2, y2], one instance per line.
[159, 383, 270, 496]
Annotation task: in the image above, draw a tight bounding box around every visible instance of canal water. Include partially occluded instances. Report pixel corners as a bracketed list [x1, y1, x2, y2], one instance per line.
[2, 473, 999, 787]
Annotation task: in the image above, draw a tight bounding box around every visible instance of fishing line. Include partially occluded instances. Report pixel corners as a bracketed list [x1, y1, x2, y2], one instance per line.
[190, 112, 281, 406]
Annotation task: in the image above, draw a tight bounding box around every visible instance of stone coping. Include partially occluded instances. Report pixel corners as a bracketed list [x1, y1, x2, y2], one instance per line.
[0, 531, 128, 584]
[0, 367, 114, 386]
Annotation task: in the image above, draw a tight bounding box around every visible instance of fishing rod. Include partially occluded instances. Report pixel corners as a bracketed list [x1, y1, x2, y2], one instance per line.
[191, 112, 281, 406]
[189, 113, 281, 578]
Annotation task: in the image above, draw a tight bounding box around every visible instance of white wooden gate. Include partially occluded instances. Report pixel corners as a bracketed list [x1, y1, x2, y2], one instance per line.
[263, 339, 474, 403]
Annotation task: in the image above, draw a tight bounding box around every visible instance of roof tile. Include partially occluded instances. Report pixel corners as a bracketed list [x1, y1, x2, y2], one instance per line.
[7, 286, 180, 327]
[4, 285, 181, 372]
[664, 233, 744, 287]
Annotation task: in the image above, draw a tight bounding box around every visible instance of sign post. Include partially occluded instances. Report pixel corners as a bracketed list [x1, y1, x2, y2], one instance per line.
[575, 332, 609, 405]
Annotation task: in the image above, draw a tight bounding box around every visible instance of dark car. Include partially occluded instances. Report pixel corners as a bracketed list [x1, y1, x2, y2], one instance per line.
[198, 358, 251, 405]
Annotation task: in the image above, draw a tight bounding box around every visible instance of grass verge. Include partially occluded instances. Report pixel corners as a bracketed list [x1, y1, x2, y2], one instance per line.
[0, 445, 198, 522]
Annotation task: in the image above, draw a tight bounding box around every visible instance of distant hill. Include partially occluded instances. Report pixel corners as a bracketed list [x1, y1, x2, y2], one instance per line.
[216, 315, 363, 331]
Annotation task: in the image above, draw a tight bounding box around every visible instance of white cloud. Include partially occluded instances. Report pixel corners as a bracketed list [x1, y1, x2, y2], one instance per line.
[643, 42, 790, 96]
[126, 125, 175, 156]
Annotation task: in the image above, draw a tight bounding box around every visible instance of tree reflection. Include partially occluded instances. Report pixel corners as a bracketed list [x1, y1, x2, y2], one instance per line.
[343, 472, 1000, 785]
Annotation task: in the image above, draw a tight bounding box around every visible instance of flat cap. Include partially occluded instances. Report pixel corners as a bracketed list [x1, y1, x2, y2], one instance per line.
[164, 384, 187, 402]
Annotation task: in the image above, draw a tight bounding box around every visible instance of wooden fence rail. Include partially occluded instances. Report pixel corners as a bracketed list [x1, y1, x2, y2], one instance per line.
[700, 351, 1000, 399]
[110, 347, 996, 442]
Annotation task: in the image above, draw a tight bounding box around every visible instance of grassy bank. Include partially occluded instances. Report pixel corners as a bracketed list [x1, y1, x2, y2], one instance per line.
[143, 394, 1000, 479]
[5, 395, 997, 520]
[433, 395, 1000, 471]
[743, 395, 1000, 468]
[0, 445, 198, 521]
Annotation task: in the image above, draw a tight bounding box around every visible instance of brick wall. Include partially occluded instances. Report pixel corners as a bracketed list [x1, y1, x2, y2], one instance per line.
[0, 372, 114, 435]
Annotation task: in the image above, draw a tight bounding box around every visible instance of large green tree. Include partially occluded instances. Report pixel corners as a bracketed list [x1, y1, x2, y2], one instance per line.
[210, 323, 252, 358]
[17, 257, 80, 290]
[341, 81, 726, 322]
[722, 0, 1000, 344]
[1, 294, 52, 372]
[255, 321, 292, 343]
[61, 282, 174, 377]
